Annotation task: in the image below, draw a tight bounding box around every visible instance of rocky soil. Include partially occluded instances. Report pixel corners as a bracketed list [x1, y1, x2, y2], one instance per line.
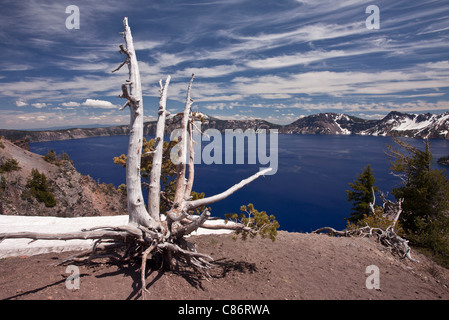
[0, 136, 127, 217]
[1, 231, 448, 300]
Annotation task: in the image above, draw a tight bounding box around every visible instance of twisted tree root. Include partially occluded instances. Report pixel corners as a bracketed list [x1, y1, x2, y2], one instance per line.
[313, 225, 418, 262]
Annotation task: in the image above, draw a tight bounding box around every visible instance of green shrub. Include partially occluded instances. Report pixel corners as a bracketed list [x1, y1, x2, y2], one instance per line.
[43, 149, 58, 163]
[26, 169, 57, 207]
[0, 158, 21, 173]
[225, 203, 279, 241]
[345, 164, 378, 223]
[43, 149, 72, 165]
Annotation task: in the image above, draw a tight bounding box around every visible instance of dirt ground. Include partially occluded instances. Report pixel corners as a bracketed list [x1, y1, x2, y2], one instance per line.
[1, 231, 448, 300]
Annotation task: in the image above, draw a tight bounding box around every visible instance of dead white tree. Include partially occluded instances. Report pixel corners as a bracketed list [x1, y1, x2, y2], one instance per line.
[313, 192, 418, 262]
[0, 17, 276, 299]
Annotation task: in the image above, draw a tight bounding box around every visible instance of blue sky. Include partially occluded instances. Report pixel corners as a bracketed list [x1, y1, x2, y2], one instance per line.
[0, 0, 448, 129]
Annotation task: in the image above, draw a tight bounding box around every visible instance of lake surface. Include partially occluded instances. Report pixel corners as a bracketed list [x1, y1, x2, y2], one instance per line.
[30, 134, 449, 233]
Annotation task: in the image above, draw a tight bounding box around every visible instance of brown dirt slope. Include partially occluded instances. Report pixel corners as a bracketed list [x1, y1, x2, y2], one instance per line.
[0, 136, 127, 217]
[1, 231, 448, 300]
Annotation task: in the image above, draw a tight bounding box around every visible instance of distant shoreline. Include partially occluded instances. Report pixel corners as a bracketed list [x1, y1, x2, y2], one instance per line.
[438, 155, 449, 167]
[1, 111, 448, 143]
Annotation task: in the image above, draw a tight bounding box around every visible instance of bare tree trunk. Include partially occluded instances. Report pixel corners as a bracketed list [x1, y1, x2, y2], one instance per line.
[116, 17, 156, 229]
[166, 75, 195, 230]
[148, 76, 171, 221]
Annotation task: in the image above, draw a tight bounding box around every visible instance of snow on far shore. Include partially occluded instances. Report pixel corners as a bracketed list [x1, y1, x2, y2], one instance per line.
[392, 117, 432, 131]
[0, 215, 232, 258]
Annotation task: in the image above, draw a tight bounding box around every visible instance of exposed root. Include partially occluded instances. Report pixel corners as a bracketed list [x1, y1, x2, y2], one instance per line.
[141, 240, 159, 300]
[314, 190, 418, 262]
[0, 222, 218, 300]
[313, 225, 418, 262]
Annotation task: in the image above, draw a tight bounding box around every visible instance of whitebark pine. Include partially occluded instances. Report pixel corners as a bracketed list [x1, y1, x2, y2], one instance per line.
[0, 17, 275, 299]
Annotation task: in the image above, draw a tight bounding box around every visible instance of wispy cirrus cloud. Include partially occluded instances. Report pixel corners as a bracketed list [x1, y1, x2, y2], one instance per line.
[0, 0, 448, 129]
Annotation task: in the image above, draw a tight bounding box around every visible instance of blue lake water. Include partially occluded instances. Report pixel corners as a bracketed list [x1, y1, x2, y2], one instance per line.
[30, 134, 449, 233]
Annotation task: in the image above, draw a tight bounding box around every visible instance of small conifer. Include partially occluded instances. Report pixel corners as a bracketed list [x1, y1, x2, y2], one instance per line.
[346, 164, 378, 223]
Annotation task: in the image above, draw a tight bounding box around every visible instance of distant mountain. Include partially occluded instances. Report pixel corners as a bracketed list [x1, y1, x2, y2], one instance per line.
[279, 111, 449, 139]
[0, 111, 448, 142]
[279, 113, 375, 135]
[361, 111, 449, 139]
[196, 116, 282, 132]
[0, 125, 130, 143]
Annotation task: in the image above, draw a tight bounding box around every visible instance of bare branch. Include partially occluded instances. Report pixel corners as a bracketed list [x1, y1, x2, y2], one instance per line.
[200, 222, 255, 234]
[174, 210, 211, 238]
[112, 60, 128, 73]
[184, 119, 195, 200]
[391, 198, 403, 230]
[369, 187, 376, 215]
[119, 101, 130, 111]
[148, 75, 171, 221]
[111, 45, 131, 73]
[118, 83, 137, 104]
[172, 74, 195, 212]
[185, 168, 272, 211]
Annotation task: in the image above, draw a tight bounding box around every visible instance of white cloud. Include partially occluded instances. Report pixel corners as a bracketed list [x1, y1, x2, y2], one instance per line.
[31, 102, 48, 109]
[61, 101, 81, 107]
[421, 61, 449, 70]
[233, 22, 364, 49]
[60, 63, 111, 72]
[231, 66, 449, 98]
[175, 65, 242, 78]
[357, 113, 386, 120]
[15, 99, 28, 107]
[257, 100, 449, 114]
[155, 53, 189, 68]
[0, 74, 123, 102]
[259, 93, 293, 99]
[81, 99, 118, 109]
[204, 103, 228, 110]
[2, 64, 32, 71]
[0, 109, 129, 130]
[134, 40, 163, 51]
[0, 0, 447, 131]
[245, 48, 387, 70]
